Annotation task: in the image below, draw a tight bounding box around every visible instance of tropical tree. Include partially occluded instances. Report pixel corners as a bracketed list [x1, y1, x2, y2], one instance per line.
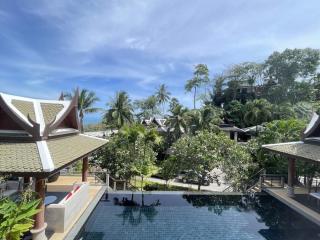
[185, 78, 201, 109]
[271, 103, 296, 120]
[166, 104, 189, 141]
[120, 124, 161, 190]
[155, 84, 171, 115]
[104, 91, 134, 129]
[186, 106, 222, 134]
[244, 99, 272, 132]
[224, 100, 245, 127]
[134, 95, 160, 119]
[170, 131, 221, 190]
[64, 89, 100, 133]
[185, 64, 210, 109]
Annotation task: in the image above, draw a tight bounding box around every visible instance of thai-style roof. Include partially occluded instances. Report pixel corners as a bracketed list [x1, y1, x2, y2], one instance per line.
[263, 113, 320, 163]
[0, 92, 80, 140]
[0, 91, 107, 176]
[219, 124, 244, 133]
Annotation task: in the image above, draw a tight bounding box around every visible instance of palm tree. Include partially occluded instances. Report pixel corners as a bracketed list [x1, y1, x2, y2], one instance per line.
[64, 89, 100, 133]
[134, 95, 160, 120]
[155, 84, 171, 115]
[244, 99, 272, 134]
[166, 104, 189, 140]
[104, 91, 134, 129]
[185, 78, 201, 109]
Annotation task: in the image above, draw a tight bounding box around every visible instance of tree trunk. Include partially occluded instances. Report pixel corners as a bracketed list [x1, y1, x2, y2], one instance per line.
[141, 176, 144, 191]
[193, 87, 197, 109]
[80, 116, 84, 133]
[198, 183, 201, 191]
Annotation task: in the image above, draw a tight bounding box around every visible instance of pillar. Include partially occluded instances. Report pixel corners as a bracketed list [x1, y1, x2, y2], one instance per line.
[82, 156, 89, 182]
[234, 132, 238, 142]
[30, 178, 47, 240]
[287, 158, 296, 197]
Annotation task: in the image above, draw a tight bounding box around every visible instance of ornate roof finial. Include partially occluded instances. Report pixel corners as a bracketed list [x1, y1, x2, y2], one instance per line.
[59, 92, 64, 101]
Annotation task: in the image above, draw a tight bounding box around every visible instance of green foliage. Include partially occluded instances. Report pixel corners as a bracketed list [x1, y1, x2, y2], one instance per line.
[0, 192, 40, 240]
[251, 119, 306, 172]
[104, 91, 134, 129]
[95, 124, 161, 185]
[244, 99, 272, 129]
[155, 84, 171, 115]
[225, 100, 245, 127]
[166, 104, 189, 141]
[64, 88, 101, 132]
[185, 64, 210, 109]
[264, 48, 320, 87]
[134, 95, 160, 119]
[170, 131, 254, 190]
[186, 106, 222, 134]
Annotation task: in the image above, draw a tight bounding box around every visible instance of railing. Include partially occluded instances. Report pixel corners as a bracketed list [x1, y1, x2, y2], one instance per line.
[260, 174, 285, 189]
[223, 168, 266, 193]
[108, 175, 127, 191]
[60, 169, 129, 191]
[60, 170, 108, 186]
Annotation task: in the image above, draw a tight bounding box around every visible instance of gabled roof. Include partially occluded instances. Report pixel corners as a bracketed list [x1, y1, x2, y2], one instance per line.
[0, 91, 80, 140]
[0, 91, 107, 176]
[219, 124, 244, 133]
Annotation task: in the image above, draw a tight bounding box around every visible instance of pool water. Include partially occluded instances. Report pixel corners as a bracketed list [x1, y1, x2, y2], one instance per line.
[77, 193, 320, 240]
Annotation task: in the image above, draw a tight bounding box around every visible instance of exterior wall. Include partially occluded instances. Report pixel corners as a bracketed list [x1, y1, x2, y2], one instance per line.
[45, 183, 89, 233]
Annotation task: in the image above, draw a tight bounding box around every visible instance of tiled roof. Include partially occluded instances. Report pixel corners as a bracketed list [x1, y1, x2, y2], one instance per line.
[47, 134, 107, 170]
[0, 134, 107, 174]
[263, 141, 320, 162]
[41, 103, 64, 124]
[0, 141, 42, 172]
[0, 92, 73, 137]
[11, 99, 36, 121]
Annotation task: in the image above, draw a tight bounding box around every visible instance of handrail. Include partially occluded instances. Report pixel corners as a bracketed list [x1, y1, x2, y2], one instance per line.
[223, 168, 265, 192]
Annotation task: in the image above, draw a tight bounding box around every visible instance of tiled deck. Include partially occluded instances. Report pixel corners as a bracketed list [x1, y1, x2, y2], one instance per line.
[46, 176, 106, 240]
[265, 187, 320, 226]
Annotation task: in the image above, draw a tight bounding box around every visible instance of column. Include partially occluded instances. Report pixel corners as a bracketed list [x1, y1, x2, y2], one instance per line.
[287, 158, 295, 197]
[234, 132, 238, 142]
[30, 178, 47, 240]
[82, 156, 89, 182]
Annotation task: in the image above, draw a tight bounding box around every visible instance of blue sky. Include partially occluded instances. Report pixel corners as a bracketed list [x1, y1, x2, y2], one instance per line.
[0, 0, 320, 124]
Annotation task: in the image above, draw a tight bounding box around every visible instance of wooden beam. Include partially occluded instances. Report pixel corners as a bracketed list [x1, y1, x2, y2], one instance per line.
[287, 158, 295, 197]
[82, 156, 89, 182]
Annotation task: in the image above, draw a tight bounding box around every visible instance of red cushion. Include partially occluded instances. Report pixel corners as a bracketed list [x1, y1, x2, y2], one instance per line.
[74, 185, 81, 193]
[65, 192, 73, 200]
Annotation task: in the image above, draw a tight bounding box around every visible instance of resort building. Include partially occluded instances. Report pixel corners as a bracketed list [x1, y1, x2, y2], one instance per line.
[0, 91, 107, 240]
[263, 113, 320, 226]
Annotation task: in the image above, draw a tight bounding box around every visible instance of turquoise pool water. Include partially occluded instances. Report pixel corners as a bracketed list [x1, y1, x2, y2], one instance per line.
[77, 193, 320, 240]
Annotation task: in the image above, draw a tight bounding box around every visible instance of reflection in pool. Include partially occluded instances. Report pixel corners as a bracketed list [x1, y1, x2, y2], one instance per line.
[77, 193, 320, 240]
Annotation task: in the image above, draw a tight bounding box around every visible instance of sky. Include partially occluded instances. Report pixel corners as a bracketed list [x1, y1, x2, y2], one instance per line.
[0, 0, 320, 124]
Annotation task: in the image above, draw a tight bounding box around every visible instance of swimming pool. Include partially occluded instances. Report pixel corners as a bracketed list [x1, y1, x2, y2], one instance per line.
[77, 192, 320, 240]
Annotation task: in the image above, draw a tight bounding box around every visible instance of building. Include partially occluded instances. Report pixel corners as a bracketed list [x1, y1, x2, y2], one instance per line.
[263, 112, 320, 225]
[0, 91, 107, 240]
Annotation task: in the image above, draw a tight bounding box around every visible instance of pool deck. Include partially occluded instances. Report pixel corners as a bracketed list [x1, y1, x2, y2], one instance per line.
[265, 187, 320, 226]
[46, 176, 107, 240]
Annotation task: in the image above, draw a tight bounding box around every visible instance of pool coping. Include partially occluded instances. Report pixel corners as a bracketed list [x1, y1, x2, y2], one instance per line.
[111, 190, 264, 195]
[63, 185, 107, 240]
